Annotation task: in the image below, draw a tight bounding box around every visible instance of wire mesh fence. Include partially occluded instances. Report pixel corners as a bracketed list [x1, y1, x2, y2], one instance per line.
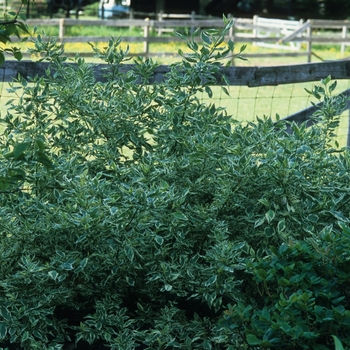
[0, 62, 349, 146]
[199, 80, 350, 147]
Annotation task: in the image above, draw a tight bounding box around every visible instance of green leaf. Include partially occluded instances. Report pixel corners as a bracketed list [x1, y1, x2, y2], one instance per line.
[201, 31, 212, 45]
[54, 189, 60, 200]
[329, 80, 337, 93]
[21, 331, 29, 342]
[172, 114, 179, 127]
[154, 235, 164, 245]
[256, 269, 267, 281]
[227, 39, 234, 51]
[0, 177, 11, 190]
[164, 284, 172, 291]
[332, 335, 345, 350]
[0, 307, 11, 321]
[60, 262, 73, 270]
[0, 33, 9, 44]
[264, 226, 274, 237]
[8, 168, 26, 182]
[206, 292, 217, 306]
[13, 142, 29, 160]
[305, 88, 313, 95]
[48, 270, 58, 281]
[274, 188, 284, 195]
[278, 278, 290, 287]
[35, 138, 45, 152]
[125, 246, 134, 262]
[205, 85, 213, 98]
[0, 322, 7, 339]
[277, 219, 286, 233]
[137, 302, 144, 311]
[204, 275, 217, 287]
[203, 340, 212, 350]
[265, 210, 275, 224]
[254, 217, 265, 228]
[79, 258, 88, 269]
[126, 276, 135, 286]
[330, 210, 349, 222]
[37, 151, 54, 169]
[246, 334, 261, 345]
[58, 275, 67, 282]
[260, 309, 270, 321]
[174, 31, 187, 40]
[321, 75, 331, 86]
[75, 234, 87, 244]
[183, 55, 197, 63]
[6, 24, 17, 36]
[231, 242, 246, 251]
[0, 51, 5, 66]
[221, 86, 230, 96]
[173, 212, 188, 221]
[13, 50, 23, 61]
[307, 214, 319, 223]
[110, 207, 117, 215]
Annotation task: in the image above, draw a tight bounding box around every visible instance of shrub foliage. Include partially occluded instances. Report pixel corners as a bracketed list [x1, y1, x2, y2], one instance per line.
[0, 18, 350, 349]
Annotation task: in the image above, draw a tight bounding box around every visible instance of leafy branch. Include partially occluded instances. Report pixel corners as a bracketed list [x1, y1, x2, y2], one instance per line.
[0, 0, 32, 65]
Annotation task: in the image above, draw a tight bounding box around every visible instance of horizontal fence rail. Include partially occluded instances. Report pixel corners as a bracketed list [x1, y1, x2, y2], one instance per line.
[1, 59, 349, 86]
[15, 16, 350, 62]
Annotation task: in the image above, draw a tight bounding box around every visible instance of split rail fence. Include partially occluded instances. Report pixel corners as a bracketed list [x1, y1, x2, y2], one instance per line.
[19, 16, 350, 62]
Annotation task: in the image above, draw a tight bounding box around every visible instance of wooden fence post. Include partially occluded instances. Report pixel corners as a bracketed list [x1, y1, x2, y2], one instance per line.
[129, 8, 134, 30]
[59, 18, 65, 42]
[341, 25, 347, 54]
[158, 11, 163, 36]
[144, 19, 150, 56]
[228, 14, 235, 66]
[298, 18, 304, 50]
[306, 22, 312, 63]
[253, 15, 258, 46]
[191, 11, 195, 34]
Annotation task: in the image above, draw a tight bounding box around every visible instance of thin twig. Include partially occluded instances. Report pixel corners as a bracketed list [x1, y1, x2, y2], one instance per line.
[0, 19, 18, 26]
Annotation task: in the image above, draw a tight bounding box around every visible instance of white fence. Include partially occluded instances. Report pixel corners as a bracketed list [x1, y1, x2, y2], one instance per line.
[19, 16, 350, 62]
[252, 16, 305, 50]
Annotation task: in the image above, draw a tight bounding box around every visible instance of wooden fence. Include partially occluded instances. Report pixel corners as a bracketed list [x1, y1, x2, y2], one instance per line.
[1, 59, 349, 143]
[2, 59, 349, 86]
[20, 16, 350, 62]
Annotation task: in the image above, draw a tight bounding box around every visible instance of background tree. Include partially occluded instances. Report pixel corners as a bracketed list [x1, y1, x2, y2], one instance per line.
[204, 0, 350, 19]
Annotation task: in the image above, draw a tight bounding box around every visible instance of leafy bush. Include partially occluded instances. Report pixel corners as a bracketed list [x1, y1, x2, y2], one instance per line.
[0, 17, 350, 349]
[222, 223, 350, 349]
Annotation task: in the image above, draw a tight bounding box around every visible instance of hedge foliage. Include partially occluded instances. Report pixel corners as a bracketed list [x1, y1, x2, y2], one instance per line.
[0, 18, 350, 349]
